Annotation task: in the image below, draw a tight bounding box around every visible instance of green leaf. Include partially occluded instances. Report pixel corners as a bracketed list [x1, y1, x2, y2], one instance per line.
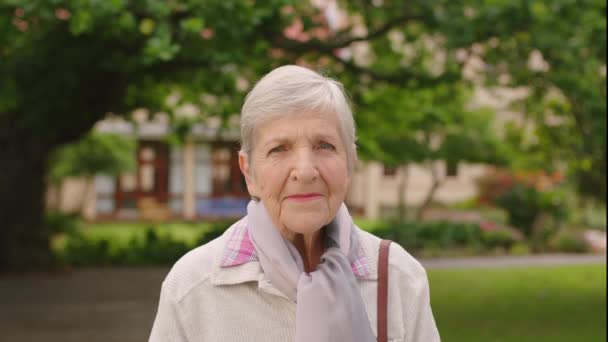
[117, 12, 136, 31]
[180, 17, 204, 34]
[139, 18, 156, 35]
[69, 10, 93, 35]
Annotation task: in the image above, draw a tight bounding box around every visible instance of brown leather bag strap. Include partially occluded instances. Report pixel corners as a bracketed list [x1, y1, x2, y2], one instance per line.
[377, 239, 392, 342]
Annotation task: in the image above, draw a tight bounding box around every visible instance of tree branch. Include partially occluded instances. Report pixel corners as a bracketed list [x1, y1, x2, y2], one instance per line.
[138, 58, 212, 77]
[332, 13, 423, 48]
[268, 13, 459, 86]
[272, 13, 420, 54]
[326, 52, 460, 86]
[416, 160, 445, 221]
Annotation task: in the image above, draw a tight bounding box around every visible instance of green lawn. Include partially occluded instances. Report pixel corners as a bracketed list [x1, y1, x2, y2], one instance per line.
[429, 265, 606, 342]
[56, 222, 605, 341]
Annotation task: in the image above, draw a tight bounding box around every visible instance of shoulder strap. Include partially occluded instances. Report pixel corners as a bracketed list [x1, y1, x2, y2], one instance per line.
[377, 239, 392, 342]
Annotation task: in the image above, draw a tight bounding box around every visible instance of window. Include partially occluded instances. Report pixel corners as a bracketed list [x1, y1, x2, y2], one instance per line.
[211, 143, 248, 197]
[95, 175, 115, 214]
[446, 159, 459, 177]
[383, 165, 398, 176]
[195, 144, 212, 195]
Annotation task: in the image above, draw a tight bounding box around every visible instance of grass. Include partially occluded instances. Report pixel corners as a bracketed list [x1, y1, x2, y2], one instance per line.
[428, 264, 606, 342]
[52, 221, 605, 340]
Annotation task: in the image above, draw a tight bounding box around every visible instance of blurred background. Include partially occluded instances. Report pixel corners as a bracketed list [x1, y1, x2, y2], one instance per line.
[0, 0, 605, 341]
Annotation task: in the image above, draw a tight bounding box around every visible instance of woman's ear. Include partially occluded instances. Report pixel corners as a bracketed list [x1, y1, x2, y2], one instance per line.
[238, 151, 258, 197]
[347, 142, 358, 179]
[351, 143, 358, 168]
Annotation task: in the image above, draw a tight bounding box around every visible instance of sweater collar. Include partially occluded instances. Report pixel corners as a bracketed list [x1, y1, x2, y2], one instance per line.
[210, 217, 375, 287]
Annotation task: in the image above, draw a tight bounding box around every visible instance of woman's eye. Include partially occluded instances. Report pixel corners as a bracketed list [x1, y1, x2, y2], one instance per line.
[269, 145, 287, 154]
[319, 142, 335, 150]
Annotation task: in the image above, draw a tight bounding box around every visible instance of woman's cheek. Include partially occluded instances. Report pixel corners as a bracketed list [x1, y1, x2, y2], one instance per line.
[260, 166, 284, 198]
[324, 158, 349, 184]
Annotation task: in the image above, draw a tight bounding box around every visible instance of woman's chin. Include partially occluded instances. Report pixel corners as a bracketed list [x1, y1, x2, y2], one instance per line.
[281, 213, 329, 236]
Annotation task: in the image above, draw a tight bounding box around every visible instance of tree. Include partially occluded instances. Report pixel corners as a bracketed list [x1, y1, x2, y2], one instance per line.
[443, 0, 606, 202]
[1, 0, 604, 270]
[356, 82, 505, 222]
[48, 132, 136, 214]
[342, 0, 606, 217]
[1, 0, 460, 270]
[1, 0, 283, 270]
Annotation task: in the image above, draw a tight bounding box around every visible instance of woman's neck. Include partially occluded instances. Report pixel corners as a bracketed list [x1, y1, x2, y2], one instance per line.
[291, 229, 325, 273]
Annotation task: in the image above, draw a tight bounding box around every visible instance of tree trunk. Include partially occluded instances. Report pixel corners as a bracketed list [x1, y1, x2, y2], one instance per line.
[0, 141, 54, 272]
[80, 177, 94, 216]
[397, 164, 409, 223]
[415, 160, 444, 221]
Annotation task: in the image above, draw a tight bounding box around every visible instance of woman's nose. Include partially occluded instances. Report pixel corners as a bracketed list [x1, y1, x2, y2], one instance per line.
[290, 149, 318, 183]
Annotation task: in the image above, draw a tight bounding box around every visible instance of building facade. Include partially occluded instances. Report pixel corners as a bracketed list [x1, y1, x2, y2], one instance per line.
[48, 117, 488, 221]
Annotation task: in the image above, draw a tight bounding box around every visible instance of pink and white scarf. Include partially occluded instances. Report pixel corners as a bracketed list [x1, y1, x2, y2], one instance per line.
[247, 200, 375, 342]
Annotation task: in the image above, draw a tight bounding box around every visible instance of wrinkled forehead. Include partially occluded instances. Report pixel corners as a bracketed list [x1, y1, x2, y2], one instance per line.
[252, 110, 343, 147]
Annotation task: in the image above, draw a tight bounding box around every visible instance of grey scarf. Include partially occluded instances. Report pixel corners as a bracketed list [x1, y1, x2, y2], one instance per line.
[247, 200, 375, 342]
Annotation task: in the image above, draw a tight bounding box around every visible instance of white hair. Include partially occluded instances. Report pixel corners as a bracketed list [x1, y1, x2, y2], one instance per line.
[240, 65, 357, 172]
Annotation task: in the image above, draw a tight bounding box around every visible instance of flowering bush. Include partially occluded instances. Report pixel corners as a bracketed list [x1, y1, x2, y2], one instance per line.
[549, 229, 589, 253]
[476, 168, 569, 240]
[369, 220, 521, 256]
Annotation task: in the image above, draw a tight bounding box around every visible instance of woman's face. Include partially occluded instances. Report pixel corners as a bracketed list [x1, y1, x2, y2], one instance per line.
[239, 112, 351, 239]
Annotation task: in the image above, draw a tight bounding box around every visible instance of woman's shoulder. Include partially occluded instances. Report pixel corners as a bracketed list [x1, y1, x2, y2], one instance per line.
[356, 228, 428, 283]
[160, 219, 243, 300]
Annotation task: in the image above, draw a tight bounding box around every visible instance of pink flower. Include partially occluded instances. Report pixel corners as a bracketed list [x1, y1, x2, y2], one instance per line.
[283, 18, 310, 41]
[200, 28, 214, 39]
[480, 221, 496, 231]
[281, 5, 294, 15]
[55, 8, 71, 21]
[13, 18, 28, 32]
[311, 26, 330, 39]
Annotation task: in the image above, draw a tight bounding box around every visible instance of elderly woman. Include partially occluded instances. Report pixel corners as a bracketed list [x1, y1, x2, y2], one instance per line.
[150, 65, 440, 342]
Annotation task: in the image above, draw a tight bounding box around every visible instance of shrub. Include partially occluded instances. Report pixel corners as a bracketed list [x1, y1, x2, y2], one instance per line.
[481, 228, 518, 250]
[477, 168, 570, 239]
[475, 167, 516, 205]
[116, 228, 191, 265]
[59, 233, 114, 266]
[549, 230, 589, 253]
[45, 210, 80, 235]
[368, 219, 535, 256]
[510, 242, 531, 255]
[369, 220, 485, 254]
[195, 220, 235, 246]
[55, 220, 238, 267]
[571, 203, 607, 232]
[59, 227, 190, 266]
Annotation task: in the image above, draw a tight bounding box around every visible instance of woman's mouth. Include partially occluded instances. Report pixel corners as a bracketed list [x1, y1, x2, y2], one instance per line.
[286, 193, 323, 202]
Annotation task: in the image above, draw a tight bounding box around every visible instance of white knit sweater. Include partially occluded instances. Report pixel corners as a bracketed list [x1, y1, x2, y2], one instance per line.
[149, 226, 441, 342]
